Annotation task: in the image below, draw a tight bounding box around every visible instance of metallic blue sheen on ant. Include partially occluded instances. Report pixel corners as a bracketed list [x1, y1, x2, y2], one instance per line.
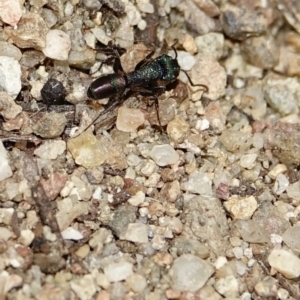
[85, 42, 208, 132]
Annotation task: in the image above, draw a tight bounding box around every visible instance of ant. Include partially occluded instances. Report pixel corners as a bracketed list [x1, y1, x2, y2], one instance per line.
[82, 41, 208, 133]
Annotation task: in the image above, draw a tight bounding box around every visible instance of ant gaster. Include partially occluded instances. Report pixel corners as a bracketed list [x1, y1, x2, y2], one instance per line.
[83, 42, 208, 133]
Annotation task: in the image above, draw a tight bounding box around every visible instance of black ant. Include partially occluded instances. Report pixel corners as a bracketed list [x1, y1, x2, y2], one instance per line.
[82, 41, 208, 133]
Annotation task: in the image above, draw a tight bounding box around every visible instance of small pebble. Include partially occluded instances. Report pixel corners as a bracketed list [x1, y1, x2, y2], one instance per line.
[273, 174, 289, 195]
[137, 2, 154, 13]
[0, 57, 22, 99]
[104, 261, 133, 282]
[70, 274, 96, 300]
[264, 84, 298, 116]
[33, 111, 67, 138]
[0, 41, 22, 61]
[149, 144, 179, 167]
[0, 141, 13, 182]
[171, 254, 214, 292]
[224, 195, 258, 219]
[0, 208, 14, 225]
[19, 229, 35, 246]
[61, 227, 84, 240]
[268, 164, 288, 180]
[175, 50, 196, 71]
[67, 129, 109, 168]
[42, 29, 71, 61]
[268, 249, 300, 279]
[128, 191, 145, 206]
[126, 273, 147, 293]
[214, 275, 239, 297]
[116, 107, 145, 132]
[181, 171, 212, 196]
[119, 223, 148, 243]
[0, 0, 22, 26]
[239, 153, 258, 169]
[34, 140, 66, 160]
[254, 276, 277, 298]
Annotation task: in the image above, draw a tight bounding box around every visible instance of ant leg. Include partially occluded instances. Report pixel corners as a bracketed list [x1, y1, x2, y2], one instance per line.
[181, 69, 209, 93]
[77, 91, 127, 136]
[131, 85, 166, 130]
[135, 50, 155, 70]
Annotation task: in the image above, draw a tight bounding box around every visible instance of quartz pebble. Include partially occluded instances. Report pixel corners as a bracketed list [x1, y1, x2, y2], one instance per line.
[235, 219, 269, 243]
[61, 227, 84, 240]
[70, 274, 96, 300]
[116, 107, 145, 132]
[0, 57, 22, 99]
[0, 208, 14, 225]
[225, 195, 258, 219]
[91, 27, 112, 45]
[195, 32, 224, 59]
[175, 50, 196, 71]
[282, 226, 300, 252]
[214, 275, 239, 297]
[126, 273, 147, 293]
[0, 41, 22, 61]
[67, 129, 109, 168]
[119, 223, 148, 243]
[240, 153, 257, 169]
[273, 174, 289, 195]
[171, 254, 214, 292]
[149, 144, 179, 167]
[19, 229, 35, 246]
[0, 141, 13, 181]
[42, 29, 71, 61]
[264, 85, 298, 116]
[104, 261, 133, 282]
[0, 0, 22, 26]
[268, 249, 300, 279]
[34, 140, 66, 160]
[181, 171, 212, 196]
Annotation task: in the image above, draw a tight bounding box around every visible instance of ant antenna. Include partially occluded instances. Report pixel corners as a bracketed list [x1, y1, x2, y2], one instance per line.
[170, 39, 209, 94]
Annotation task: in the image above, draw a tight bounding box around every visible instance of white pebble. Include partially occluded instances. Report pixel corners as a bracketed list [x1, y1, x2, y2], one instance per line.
[214, 275, 239, 297]
[171, 254, 214, 292]
[116, 107, 145, 132]
[19, 229, 35, 246]
[34, 140, 66, 160]
[273, 174, 289, 195]
[268, 249, 300, 279]
[149, 144, 179, 167]
[128, 191, 145, 206]
[137, 2, 154, 13]
[104, 261, 133, 282]
[0, 56, 21, 99]
[240, 153, 257, 169]
[119, 223, 148, 243]
[137, 19, 147, 30]
[174, 50, 196, 71]
[61, 227, 83, 240]
[0, 141, 13, 182]
[42, 29, 71, 61]
[91, 27, 112, 45]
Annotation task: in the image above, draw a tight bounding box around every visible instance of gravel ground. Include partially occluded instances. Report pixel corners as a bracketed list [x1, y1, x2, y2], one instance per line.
[1, 0, 300, 299]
